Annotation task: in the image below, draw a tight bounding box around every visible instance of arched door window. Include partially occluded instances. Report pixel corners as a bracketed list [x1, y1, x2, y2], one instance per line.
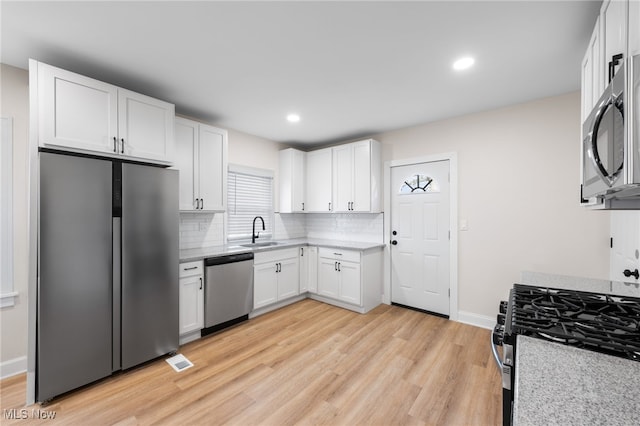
[399, 174, 439, 194]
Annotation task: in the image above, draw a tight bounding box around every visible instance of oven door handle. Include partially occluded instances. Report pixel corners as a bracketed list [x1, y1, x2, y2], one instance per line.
[491, 334, 503, 370]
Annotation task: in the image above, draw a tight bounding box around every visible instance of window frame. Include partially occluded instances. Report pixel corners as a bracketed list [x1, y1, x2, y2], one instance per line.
[226, 164, 274, 243]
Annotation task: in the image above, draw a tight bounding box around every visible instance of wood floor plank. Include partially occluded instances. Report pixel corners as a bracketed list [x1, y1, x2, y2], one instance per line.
[0, 299, 502, 425]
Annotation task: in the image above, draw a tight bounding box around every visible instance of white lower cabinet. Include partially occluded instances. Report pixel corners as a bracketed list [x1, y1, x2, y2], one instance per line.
[318, 249, 361, 303]
[253, 248, 300, 310]
[315, 247, 382, 313]
[179, 261, 204, 341]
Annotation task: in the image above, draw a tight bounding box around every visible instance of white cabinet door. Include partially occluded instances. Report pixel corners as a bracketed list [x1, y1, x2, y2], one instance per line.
[610, 211, 640, 282]
[629, 0, 640, 56]
[338, 261, 361, 305]
[332, 144, 353, 212]
[179, 274, 204, 335]
[118, 88, 174, 163]
[351, 141, 372, 212]
[299, 247, 308, 292]
[277, 257, 300, 300]
[198, 124, 227, 211]
[38, 63, 118, 153]
[581, 18, 602, 122]
[307, 246, 318, 294]
[175, 118, 198, 211]
[279, 148, 306, 213]
[306, 148, 333, 212]
[254, 263, 278, 309]
[601, 0, 627, 85]
[318, 258, 339, 298]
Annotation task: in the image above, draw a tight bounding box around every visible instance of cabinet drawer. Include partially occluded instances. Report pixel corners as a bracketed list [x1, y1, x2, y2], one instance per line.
[180, 260, 203, 278]
[318, 247, 360, 263]
[254, 247, 300, 265]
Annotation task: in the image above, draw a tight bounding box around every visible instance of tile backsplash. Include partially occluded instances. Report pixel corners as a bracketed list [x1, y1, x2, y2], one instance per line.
[179, 213, 224, 250]
[180, 212, 384, 249]
[306, 213, 384, 244]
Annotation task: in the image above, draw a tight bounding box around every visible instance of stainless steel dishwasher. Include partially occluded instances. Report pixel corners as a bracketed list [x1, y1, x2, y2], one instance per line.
[202, 252, 254, 336]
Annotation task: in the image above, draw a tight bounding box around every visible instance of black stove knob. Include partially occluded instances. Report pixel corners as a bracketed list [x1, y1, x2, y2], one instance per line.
[492, 325, 504, 346]
[497, 313, 506, 325]
[499, 301, 508, 314]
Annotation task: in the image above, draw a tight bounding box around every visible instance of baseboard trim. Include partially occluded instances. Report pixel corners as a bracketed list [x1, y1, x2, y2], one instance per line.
[457, 311, 495, 330]
[1, 356, 27, 379]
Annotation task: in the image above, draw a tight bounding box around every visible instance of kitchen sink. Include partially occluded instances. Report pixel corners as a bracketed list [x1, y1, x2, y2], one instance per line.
[239, 241, 280, 247]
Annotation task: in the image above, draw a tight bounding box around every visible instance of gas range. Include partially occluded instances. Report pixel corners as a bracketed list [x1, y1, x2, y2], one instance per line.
[492, 283, 640, 425]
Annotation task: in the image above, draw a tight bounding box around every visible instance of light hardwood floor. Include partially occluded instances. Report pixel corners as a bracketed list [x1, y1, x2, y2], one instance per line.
[0, 300, 502, 425]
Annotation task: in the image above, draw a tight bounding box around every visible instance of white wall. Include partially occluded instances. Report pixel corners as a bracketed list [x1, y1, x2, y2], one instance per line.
[373, 92, 611, 320]
[0, 64, 29, 376]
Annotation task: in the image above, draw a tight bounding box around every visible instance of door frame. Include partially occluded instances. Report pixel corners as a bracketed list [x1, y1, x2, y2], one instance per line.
[383, 152, 459, 321]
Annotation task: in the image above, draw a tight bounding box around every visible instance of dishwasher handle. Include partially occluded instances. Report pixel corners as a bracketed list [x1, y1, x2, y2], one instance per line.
[205, 252, 254, 266]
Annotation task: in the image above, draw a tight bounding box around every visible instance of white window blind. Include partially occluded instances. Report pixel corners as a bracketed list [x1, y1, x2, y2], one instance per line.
[227, 165, 274, 241]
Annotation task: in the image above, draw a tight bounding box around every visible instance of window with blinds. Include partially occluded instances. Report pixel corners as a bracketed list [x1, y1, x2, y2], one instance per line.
[227, 165, 274, 242]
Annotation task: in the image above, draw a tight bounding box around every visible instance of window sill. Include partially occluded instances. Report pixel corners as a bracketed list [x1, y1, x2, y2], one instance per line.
[0, 292, 18, 308]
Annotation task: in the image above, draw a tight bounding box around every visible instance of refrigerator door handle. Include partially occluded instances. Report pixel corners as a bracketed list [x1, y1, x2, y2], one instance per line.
[112, 218, 121, 372]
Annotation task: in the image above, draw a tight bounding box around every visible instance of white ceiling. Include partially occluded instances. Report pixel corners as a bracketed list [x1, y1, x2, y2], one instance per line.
[1, 1, 601, 146]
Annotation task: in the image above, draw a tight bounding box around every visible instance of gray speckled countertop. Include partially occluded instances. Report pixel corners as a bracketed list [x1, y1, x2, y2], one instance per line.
[180, 238, 385, 262]
[520, 271, 640, 298]
[514, 336, 640, 426]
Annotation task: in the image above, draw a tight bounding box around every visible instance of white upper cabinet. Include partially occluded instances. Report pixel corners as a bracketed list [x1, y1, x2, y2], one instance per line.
[581, 17, 602, 122]
[332, 139, 381, 213]
[279, 148, 306, 213]
[35, 61, 175, 165]
[630, 0, 640, 56]
[601, 0, 627, 85]
[306, 147, 333, 212]
[198, 124, 227, 211]
[38, 63, 118, 154]
[175, 117, 227, 212]
[117, 89, 174, 163]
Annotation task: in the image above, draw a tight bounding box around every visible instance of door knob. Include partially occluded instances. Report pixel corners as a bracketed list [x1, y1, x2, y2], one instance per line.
[623, 269, 639, 279]
[391, 240, 398, 245]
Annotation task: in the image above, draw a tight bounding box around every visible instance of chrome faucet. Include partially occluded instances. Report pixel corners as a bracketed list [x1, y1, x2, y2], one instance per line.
[252, 216, 265, 244]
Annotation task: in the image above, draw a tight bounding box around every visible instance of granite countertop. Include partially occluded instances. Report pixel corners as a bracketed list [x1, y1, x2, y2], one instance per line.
[513, 335, 640, 426]
[520, 271, 640, 298]
[180, 238, 385, 262]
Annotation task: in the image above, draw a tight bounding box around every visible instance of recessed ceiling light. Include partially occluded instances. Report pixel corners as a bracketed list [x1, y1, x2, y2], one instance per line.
[286, 114, 300, 123]
[453, 57, 475, 71]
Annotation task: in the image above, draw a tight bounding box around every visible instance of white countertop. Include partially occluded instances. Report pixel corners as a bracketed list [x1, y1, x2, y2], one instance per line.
[520, 271, 640, 298]
[514, 335, 640, 426]
[180, 238, 385, 262]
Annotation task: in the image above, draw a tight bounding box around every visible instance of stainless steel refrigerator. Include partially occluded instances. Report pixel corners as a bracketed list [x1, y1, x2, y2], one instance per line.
[37, 151, 179, 402]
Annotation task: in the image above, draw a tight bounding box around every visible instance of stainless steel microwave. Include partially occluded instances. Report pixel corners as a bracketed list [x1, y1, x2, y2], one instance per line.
[582, 54, 640, 202]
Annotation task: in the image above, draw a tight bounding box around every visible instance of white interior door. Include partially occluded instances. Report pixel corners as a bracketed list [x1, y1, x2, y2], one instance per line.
[390, 160, 450, 316]
[610, 211, 640, 283]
